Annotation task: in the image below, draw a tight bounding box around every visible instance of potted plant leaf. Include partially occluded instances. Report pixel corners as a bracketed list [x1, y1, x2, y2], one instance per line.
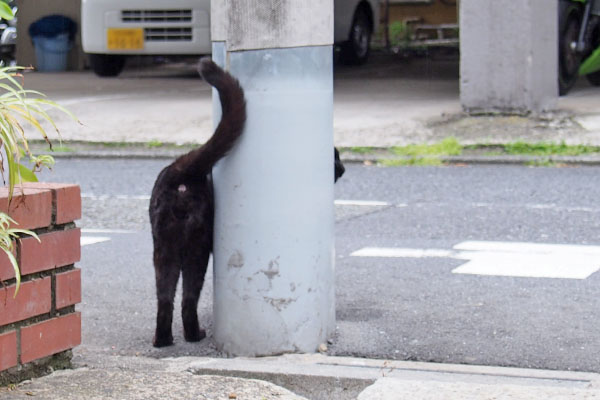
[0, 3, 76, 294]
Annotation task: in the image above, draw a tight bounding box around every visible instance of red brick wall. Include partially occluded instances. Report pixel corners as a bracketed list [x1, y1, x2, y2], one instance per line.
[0, 183, 81, 374]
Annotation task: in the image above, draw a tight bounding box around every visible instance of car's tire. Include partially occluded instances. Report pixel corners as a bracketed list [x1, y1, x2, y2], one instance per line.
[88, 54, 126, 77]
[558, 0, 582, 95]
[340, 7, 372, 65]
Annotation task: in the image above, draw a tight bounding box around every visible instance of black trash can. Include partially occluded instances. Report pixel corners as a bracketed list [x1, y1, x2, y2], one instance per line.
[28, 15, 77, 72]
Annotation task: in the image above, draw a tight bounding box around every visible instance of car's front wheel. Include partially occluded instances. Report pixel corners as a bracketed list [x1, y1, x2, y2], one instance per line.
[340, 7, 372, 65]
[88, 54, 126, 77]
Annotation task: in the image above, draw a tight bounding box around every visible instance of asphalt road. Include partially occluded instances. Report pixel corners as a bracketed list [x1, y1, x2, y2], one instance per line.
[38, 159, 600, 373]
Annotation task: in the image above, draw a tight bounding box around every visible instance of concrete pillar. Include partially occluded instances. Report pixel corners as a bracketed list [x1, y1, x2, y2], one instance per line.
[211, 0, 335, 356]
[460, 0, 557, 113]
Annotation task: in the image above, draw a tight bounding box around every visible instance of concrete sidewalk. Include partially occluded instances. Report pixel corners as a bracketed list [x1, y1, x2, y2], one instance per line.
[18, 55, 600, 149]
[3, 353, 600, 399]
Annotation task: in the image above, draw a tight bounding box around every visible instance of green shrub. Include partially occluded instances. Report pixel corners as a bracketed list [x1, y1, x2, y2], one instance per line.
[0, 65, 75, 294]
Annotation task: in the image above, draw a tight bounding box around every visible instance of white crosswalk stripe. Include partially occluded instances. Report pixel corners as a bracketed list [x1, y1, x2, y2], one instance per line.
[352, 241, 600, 280]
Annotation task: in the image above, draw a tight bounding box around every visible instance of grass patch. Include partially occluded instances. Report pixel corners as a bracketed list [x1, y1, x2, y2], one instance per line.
[525, 159, 556, 167]
[502, 141, 600, 156]
[391, 137, 462, 157]
[379, 157, 443, 167]
[97, 141, 131, 148]
[51, 145, 75, 153]
[349, 146, 375, 154]
[147, 140, 163, 148]
[381, 137, 461, 166]
[375, 138, 599, 167]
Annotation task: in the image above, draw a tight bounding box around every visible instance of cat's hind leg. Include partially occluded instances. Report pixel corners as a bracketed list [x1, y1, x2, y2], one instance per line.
[181, 247, 210, 342]
[153, 249, 180, 347]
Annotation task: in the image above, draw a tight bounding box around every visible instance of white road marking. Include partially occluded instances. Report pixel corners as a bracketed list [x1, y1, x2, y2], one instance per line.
[114, 194, 151, 200]
[486, 202, 599, 213]
[407, 201, 600, 213]
[352, 247, 454, 258]
[82, 228, 137, 234]
[453, 241, 600, 255]
[82, 195, 393, 207]
[81, 193, 151, 200]
[80, 229, 138, 246]
[81, 236, 111, 246]
[335, 200, 391, 207]
[351, 241, 600, 280]
[58, 94, 152, 106]
[79, 195, 600, 214]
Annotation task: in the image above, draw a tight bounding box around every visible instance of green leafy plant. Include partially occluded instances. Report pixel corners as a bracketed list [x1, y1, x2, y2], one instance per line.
[0, 1, 12, 21]
[389, 21, 412, 48]
[0, 213, 39, 293]
[0, 61, 75, 295]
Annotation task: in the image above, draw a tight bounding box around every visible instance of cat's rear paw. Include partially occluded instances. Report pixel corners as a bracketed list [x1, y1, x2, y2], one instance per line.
[153, 334, 174, 348]
[184, 327, 206, 343]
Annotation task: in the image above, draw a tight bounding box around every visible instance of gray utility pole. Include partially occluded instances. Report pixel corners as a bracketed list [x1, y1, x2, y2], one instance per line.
[460, 0, 558, 113]
[210, 1, 335, 356]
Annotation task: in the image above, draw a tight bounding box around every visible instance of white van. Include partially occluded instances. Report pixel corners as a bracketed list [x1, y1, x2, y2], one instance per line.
[81, 0, 379, 76]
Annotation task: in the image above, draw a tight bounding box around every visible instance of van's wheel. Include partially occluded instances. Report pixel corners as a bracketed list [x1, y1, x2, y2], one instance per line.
[340, 8, 372, 65]
[558, 1, 582, 95]
[88, 54, 126, 77]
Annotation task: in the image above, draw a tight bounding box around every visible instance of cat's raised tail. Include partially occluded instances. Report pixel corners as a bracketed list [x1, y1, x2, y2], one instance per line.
[172, 58, 247, 177]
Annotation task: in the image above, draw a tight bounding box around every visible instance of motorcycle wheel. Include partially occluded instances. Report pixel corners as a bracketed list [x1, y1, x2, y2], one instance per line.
[559, 1, 582, 95]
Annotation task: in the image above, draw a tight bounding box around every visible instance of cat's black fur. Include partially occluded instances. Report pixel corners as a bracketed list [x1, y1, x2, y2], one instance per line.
[149, 58, 246, 347]
[334, 147, 345, 182]
[149, 58, 345, 347]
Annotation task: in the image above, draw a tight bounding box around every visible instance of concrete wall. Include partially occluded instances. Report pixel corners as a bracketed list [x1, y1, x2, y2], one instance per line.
[16, 0, 85, 70]
[460, 0, 557, 113]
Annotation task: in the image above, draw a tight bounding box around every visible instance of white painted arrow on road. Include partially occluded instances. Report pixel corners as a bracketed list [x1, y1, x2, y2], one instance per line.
[80, 229, 137, 247]
[351, 241, 600, 280]
[81, 236, 111, 246]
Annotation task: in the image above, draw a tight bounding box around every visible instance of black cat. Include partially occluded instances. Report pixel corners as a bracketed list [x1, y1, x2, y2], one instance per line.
[149, 58, 246, 347]
[149, 58, 344, 347]
[334, 147, 345, 182]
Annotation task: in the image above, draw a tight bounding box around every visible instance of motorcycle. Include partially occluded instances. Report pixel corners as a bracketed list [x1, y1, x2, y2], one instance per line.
[558, 0, 600, 95]
[0, 1, 16, 67]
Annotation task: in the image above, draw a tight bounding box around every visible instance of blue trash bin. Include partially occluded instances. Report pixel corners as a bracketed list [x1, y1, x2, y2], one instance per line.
[28, 15, 77, 72]
[32, 33, 71, 72]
